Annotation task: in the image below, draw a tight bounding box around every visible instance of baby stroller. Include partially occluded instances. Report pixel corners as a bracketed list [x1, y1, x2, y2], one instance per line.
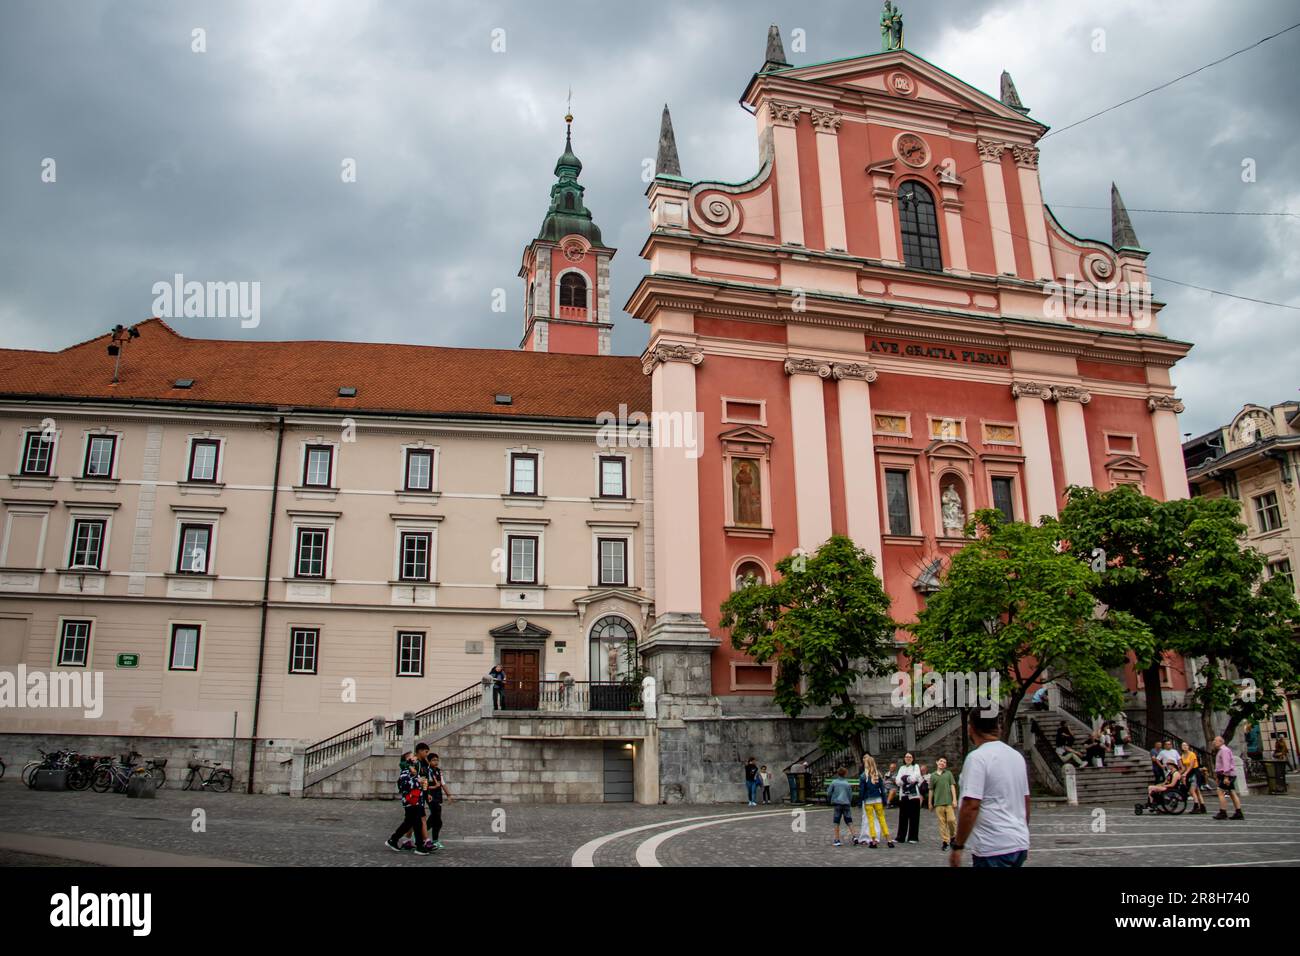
[1135, 774, 1188, 815]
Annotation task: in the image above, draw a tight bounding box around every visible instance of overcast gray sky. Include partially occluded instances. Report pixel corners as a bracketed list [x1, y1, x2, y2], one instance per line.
[1, 0, 1297, 436]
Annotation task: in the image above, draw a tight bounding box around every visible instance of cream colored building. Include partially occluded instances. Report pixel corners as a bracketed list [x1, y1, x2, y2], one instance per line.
[0, 321, 653, 758]
[1185, 400, 1300, 763]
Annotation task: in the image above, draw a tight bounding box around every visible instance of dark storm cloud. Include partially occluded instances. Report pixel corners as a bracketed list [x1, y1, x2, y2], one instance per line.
[1, 0, 1296, 435]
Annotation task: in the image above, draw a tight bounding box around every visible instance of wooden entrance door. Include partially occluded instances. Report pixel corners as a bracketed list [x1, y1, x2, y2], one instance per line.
[501, 648, 540, 710]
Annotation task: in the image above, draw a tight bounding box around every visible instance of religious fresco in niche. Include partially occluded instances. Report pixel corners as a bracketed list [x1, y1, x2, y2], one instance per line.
[732, 458, 763, 527]
[874, 413, 909, 436]
[929, 417, 964, 441]
[982, 423, 1018, 445]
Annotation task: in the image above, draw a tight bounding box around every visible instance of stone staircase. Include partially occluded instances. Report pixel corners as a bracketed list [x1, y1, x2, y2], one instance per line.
[1027, 707, 1155, 805]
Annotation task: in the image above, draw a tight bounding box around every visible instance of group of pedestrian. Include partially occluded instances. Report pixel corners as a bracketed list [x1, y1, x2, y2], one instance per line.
[826, 710, 1032, 866]
[385, 742, 453, 856]
[743, 756, 773, 805]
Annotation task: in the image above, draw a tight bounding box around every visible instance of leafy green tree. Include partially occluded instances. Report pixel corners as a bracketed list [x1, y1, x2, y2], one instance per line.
[1058, 486, 1300, 748]
[908, 509, 1152, 733]
[718, 535, 897, 758]
[1172, 500, 1300, 747]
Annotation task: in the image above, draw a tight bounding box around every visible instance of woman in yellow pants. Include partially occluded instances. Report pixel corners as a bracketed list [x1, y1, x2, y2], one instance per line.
[855, 755, 896, 848]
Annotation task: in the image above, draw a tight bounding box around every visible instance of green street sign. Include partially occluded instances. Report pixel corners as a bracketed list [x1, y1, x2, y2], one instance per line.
[116, 653, 139, 668]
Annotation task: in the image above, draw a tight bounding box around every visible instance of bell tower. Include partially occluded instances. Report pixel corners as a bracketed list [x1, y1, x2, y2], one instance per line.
[519, 113, 615, 355]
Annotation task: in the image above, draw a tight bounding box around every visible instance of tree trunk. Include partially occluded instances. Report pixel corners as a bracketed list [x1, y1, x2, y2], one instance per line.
[1142, 660, 1166, 747]
[1199, 660, 1218, 750]
[842, 692, 865, 762]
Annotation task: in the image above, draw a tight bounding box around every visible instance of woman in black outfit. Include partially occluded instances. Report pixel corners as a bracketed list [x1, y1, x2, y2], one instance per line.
[894, 752, 923, 844]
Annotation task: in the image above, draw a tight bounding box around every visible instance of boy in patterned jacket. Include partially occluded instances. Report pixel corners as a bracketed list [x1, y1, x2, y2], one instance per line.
[385, 752, 430, 855]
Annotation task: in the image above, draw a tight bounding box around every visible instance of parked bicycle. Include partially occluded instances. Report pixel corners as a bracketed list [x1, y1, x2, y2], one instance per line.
[182, 759, 233, 792]
[90, 752, 151, 794]
[22, 749, 73, 788]
[143, 757, 167, 790]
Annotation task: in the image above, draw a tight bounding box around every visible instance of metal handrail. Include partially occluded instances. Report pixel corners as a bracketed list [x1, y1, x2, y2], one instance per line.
[304, 717, 376, 777]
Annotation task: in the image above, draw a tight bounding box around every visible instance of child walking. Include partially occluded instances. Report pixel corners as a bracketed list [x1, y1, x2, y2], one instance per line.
[385, 752, 430, 855]
[759, 765, 772, 804]
[855, 755, 894, 848]
[827, 766, 857, 847]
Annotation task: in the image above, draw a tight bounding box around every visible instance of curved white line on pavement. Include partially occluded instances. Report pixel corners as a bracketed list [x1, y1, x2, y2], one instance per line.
[636, 808, 825, 867]
[572, 808, 804, 867]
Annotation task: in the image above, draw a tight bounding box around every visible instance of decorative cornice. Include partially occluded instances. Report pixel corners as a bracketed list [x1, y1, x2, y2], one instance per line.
[1147, 395, 1185, 414]
[767, 100, 803, 127]
[831, 362, 877, 382]
[976, 138, 1008, 161]
[784, 357, 833, 378]
[1010, 144, 1040, 169]
[641, 343, 704, 376]
[1011, 381, 1052, 400]
[809, 108, 843, 133]
[1051, 385, 1091, 404]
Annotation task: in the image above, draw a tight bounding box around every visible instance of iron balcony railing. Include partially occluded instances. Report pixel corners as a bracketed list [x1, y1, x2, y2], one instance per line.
[498, 680, 642, 714]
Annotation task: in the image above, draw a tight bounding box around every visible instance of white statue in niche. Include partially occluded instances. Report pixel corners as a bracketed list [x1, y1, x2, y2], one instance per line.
[1236, 416, 1258, 447]
[941, 484, 965, 534]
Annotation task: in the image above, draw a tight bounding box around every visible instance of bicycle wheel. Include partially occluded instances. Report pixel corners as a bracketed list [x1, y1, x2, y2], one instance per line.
[66, 767, 87, 791]
[90, 766, 114, 793]
[0, 759, 6, 781]
[22, 762, 42, 788]
[210, 770, 233, 793]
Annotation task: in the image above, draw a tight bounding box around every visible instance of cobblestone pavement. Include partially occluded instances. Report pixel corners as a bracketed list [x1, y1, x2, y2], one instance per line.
[0, 780, 1296, 867]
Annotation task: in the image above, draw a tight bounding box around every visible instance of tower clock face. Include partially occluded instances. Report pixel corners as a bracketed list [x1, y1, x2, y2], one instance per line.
[562, 241, 585, 262]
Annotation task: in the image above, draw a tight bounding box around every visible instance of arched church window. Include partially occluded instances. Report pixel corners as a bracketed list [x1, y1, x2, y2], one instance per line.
[589, 615, 636, 683]
[897, 181, 942, 271]
[559, 272, 587, 308]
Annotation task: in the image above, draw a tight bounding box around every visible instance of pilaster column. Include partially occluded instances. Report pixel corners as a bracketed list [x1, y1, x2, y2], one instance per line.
[768, 101, 805, 247]
[1051, 385, 1094, 490]
[936, 169, 969, 275]
[977, 139, 1019, 276]
[810, 108, 847, 253]
[1011, 381, 1058, 520]
[784, 357, 834, 550]
[642, 343, 707, 616]
[1148, 395, 1190, 500]
[868, 161, 901, 265]
[1011, 145, 1054, 281]
[833, 362, 883, 571]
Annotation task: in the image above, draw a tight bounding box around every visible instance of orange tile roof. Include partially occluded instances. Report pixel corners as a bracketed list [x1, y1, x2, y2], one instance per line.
[0, 319, 649, 422]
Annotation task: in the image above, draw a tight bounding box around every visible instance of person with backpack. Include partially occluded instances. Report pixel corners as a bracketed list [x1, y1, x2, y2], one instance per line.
[895, 752, 924, 844]
[418, 744, 454, 850]
[385, 752, 430, 855]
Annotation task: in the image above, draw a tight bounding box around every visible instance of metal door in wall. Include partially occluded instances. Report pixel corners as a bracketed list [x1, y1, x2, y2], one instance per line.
[602, 742, 634, 803]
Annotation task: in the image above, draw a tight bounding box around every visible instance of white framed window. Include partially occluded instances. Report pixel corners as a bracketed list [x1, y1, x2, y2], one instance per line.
[168, 623, 201, 671]
[598, 455, 627, 498]
[289, 627, 320, 674]
[303, 444, 334, 488]
[404, 448, 435, 492]
[186, 437, 221, 483]
[399, 531, 431, 582]
[176, 523, 213, 574]
[598, 537, 628, 586]
[294, 527, 329, 578]
[20, 430, 55, 476]
[1254, 492, 1283, 534]
[508, 534, 538, 584]
[510, 453, 539, 495]
[68, 518, 106, 570]
[56, 618, 92, 667]
[396, 630, 425, 677]
[82, 433, 118, 479]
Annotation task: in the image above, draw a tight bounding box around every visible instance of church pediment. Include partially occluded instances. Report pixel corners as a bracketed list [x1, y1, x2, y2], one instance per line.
[719, 425, 775, 447]
[767, 50, 1043, 127]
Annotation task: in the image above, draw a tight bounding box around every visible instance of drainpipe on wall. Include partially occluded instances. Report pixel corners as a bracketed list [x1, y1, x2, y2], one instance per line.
[247, 413, 286, 792]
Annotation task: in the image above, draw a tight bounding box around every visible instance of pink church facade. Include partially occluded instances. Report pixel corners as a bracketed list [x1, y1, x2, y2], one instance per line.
[629, 36, 1193, 700]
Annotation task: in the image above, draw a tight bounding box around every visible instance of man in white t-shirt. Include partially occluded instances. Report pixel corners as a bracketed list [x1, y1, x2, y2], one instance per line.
[949, 709, 1031, 868]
